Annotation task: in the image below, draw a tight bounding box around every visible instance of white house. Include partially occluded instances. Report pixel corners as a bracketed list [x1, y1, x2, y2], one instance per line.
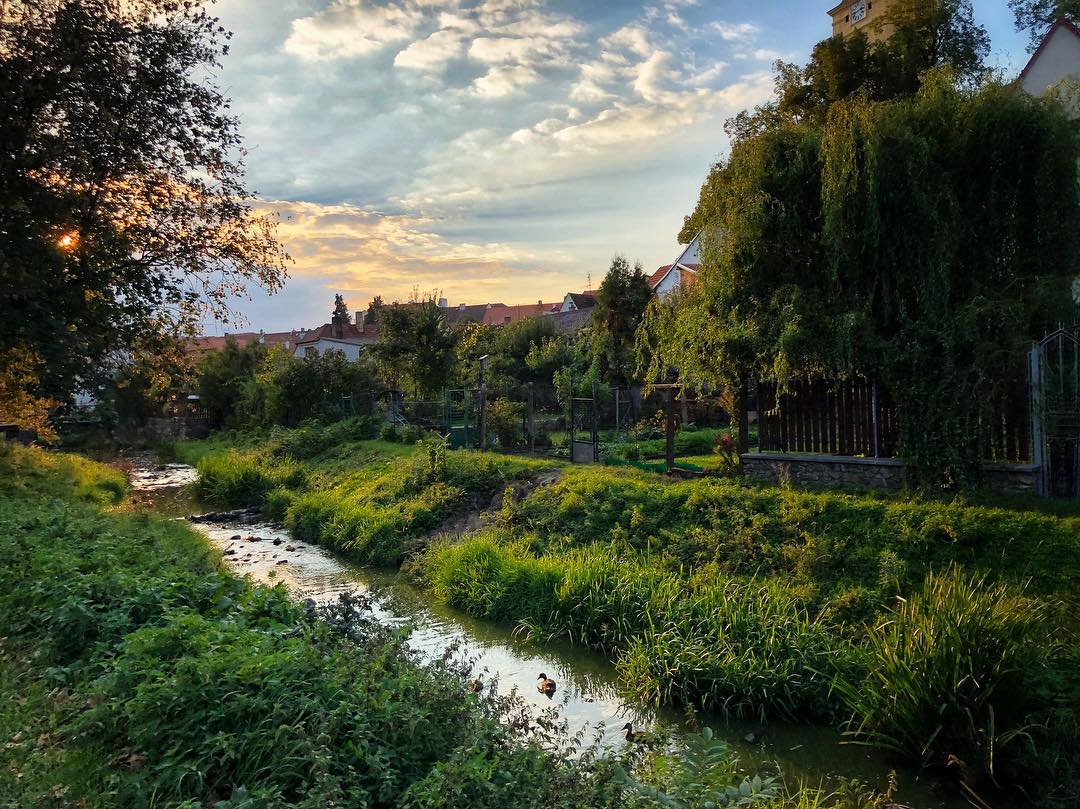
[1019, 18, 1080, 102]
[293, 317, 378, 361]
[649, 233, 702, 298]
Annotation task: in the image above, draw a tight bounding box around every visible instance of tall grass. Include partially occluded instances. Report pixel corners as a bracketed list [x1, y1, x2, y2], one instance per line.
[420, 534, 844, 720]
[833, 566, 1049, 780]
[195, 449, 306, 508]
[0, 441, 127, 505]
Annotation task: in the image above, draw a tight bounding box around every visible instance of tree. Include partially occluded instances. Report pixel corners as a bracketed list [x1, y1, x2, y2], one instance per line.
[333, 294, 352, 324]
[591, 256, 653, 386]
[1010, 0, 1080, 49]
[646, 76, 1080, 488]
[0, 0, 288, 429]
[198, 338, 267, 429]
[365, 296, 385, 326]
[371, 298, 456, 399]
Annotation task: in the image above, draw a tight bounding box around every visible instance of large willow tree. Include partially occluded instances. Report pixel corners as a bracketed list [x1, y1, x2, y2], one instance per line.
[641, 74, 1080, 487]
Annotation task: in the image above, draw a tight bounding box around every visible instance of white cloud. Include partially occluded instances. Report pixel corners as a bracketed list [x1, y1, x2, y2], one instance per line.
[712, 21, 760, 42]
[394, 28, 465, 70]
[284, 2, 423, 62]
[470, 64, 541, 98]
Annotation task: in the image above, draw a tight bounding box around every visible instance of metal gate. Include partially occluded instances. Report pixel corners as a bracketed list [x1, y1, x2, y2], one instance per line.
[569, 386, 598, 464]
[1031, 326, 1080, 498]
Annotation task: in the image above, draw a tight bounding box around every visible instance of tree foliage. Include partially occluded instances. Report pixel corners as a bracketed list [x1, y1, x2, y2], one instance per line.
[1009, 0, 1080, 49]
[333, 294, 352, 324]
[646, 70, 1080, 487]
[0, 0, 288, 425]
[591, 256, 653, 386]
[370, 298, 457, 399]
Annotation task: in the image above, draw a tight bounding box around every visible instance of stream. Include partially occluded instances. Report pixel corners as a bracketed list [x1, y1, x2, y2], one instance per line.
[129, 459, 980, 809]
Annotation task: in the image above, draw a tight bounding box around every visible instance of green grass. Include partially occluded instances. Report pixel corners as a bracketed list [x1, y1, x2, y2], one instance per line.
[185, 424, 1080, 804]
[0, 440, 128, 505]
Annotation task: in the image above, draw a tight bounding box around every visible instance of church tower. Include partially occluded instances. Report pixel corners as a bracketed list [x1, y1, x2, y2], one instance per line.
[827, 0, 897, 43]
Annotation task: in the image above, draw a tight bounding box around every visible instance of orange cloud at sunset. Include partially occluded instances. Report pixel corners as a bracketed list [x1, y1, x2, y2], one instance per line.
[259, 199, 583, 310]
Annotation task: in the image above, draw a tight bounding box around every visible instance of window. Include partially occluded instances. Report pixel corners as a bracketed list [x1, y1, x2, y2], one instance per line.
[304, 346, 317, 358]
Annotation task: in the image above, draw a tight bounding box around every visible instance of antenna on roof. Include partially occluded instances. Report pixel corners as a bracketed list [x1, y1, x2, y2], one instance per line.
[587, 272, 592, 291]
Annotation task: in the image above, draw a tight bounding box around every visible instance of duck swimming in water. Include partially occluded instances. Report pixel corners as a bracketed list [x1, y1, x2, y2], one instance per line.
[621, 722, 650, 743]
[537, 672, 557, 697]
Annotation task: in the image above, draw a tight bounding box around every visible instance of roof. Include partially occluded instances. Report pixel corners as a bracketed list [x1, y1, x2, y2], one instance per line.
[564, 292, 597, 309]
[1018, 17, 1080, 86]
[482, 303, 556, 325]
[649, 262, 701, 291]
[444, 303, 507, 324]
[186, 331, 305, 355]
[295, 322, 378, 345]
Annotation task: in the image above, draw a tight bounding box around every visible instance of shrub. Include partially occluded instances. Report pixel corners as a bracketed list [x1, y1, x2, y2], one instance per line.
[487, 398, 523, 449]
[380, 423, 400, 442]
[834, 567, 1049, 780]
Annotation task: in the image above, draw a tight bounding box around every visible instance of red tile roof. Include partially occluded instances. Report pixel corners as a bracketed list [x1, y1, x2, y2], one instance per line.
[482, 303, 556, 325]
[185, 331, 304, 355]
[296, 322, 378, 345]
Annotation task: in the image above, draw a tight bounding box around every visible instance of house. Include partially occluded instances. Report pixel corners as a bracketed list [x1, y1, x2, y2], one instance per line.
[482, 302, 557, 326]
[186, 330, 307, 358]
[828, 0, 895, 43]
[650, 233, 702, 298]
[293, 315, 378, 361]
[1018, 18, 1080, 106]
[443, 301, 509, 325]
[558, 292, 597, 313]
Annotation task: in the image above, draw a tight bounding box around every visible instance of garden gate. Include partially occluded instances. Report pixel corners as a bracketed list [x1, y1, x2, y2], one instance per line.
[569, 383, 598, 464]
[1031, 326, 1080, 498]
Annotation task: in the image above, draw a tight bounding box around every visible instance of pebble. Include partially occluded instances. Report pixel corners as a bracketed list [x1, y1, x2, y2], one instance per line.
[223, 549, 236, 556]
[272, 539, 283, 546]
[285, 545, 296, 552]
[230, 535, 241, 541]
[276, 559, 288, 565]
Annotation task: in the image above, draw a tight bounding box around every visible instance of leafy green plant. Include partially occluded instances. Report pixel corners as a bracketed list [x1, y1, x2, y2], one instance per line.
[617, 726, 778, 807]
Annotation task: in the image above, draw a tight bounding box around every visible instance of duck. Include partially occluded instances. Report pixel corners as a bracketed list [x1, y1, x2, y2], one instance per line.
[621, 722, 650, 743]
[467, 677, 484, 693]
[537, 672, 557, 697]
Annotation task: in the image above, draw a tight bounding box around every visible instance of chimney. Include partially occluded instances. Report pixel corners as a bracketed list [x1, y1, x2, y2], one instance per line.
[458, 302, 466, 311]
[438, 297, 448, 309]
[258, 330, 265, 344]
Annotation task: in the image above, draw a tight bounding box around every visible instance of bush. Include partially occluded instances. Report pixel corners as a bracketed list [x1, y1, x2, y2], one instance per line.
[834, 567, 1049, 780]
[380, 423, 400, 442]
[487, 398, 523, 449]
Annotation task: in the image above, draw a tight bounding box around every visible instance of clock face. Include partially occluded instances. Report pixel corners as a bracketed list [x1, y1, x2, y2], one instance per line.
[850, 1, 867, 23]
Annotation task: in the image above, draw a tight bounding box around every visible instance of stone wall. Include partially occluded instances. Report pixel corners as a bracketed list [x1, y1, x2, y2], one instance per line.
[741, 452, 1039, 495]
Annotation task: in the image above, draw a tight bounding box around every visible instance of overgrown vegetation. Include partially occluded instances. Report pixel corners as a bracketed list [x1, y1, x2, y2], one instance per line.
[187, 421, 1080, 804]
[2, 442, 916, 808]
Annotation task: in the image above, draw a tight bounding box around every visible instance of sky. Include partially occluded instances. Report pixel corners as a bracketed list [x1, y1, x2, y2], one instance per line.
[205, 0, 1033, 333]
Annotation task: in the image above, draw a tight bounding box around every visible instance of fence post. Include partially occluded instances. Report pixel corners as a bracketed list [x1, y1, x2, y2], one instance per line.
[592, 381, 599, 462]
[527, 382, 535, 454]
[1029, 345, 1045, 496]
[737, 379, 749, 455]
[871, 382, 880, 458]
[479, 359, 488, 451]
[569, 373, 576, 463]
[665, 387, 676, 472]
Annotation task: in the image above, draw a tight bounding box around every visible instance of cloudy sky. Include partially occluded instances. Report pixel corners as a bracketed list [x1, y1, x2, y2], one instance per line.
[207, 0, 1030, 333]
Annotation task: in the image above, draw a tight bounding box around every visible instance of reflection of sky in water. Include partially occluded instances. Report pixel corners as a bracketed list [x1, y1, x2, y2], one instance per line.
[128, 463, 199, 490]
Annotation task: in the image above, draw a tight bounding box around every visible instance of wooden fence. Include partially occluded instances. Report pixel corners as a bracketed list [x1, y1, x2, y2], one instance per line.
[757, 379, 1031, 462]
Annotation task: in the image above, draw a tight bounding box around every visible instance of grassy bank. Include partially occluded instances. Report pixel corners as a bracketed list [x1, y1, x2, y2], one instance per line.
[1, 440, 915, 809]
[187, 422, 1080, 805]
[0, 443, 619, 807]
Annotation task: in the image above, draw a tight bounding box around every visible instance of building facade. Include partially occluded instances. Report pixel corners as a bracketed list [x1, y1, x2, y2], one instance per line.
[827, 0, 895, 42]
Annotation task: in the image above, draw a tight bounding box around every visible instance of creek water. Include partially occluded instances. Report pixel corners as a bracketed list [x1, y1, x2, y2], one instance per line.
[128, 459, 982, 809]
